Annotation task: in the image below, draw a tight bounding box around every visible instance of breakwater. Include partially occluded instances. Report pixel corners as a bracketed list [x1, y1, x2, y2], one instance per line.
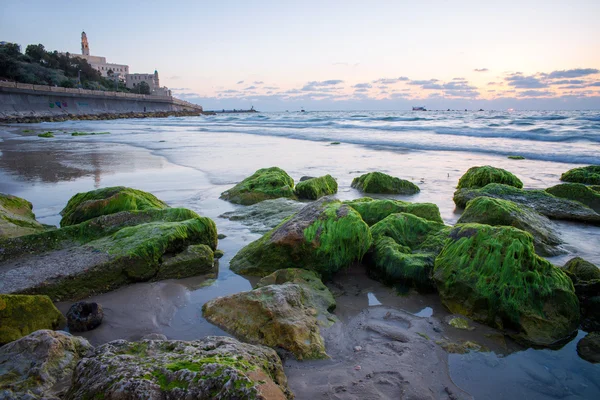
[0, 81, 205, 122]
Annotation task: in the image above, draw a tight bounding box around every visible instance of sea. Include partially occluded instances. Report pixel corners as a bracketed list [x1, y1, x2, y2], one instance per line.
[1, 109, 599, 399]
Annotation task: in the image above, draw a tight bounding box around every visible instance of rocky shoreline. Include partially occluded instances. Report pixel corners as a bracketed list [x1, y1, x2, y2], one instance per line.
[0, 109, 216, 124]
[1, 164, 599, 398]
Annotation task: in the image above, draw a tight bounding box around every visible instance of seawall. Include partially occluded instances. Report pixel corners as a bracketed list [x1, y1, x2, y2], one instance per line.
[0, 81, 203, 121]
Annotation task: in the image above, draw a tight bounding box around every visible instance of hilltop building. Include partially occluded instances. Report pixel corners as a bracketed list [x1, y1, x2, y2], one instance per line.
[125, 70, 171, 97]
[72, 32, 129, 78]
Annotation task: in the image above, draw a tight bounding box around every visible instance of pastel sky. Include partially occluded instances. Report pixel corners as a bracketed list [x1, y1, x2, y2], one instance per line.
[2, 0, 600, 110]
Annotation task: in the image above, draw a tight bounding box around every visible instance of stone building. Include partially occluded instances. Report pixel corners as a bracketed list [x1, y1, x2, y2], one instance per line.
[125, 70, 171, 96]
[71, 32, 129, 78]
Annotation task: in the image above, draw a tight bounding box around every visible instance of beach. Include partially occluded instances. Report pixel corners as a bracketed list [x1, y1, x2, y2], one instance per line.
[1, 110, 599, 399]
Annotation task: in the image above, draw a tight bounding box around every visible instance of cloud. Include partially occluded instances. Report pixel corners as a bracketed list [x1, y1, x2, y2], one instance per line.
[237, 80, 244, 84]
[244, 86, 257, 90]
[505, 73, 548, 89]
[168, 75, 182, 80]
[550, 79, 585, 85]
[170, 87, 191, 91]
[263, 86, 279, 90]
[408, 79, 439, 86]
[474, 68, 489, 72]
[518, 90, 553, 97]
[372, 77, 409, 84]
[589, 82, 600, 87]
[353, 83, 372, 89]
[254, 81, 264, 85]
[301, 80, 344, 91]
[487, 82, 498, 85]
[548, 68, 600, 79]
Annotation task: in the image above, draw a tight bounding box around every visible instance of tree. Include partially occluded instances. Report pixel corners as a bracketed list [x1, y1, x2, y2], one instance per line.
[0, 52, 19, 79]
[107, 69, 113, 76]
[133, 81, 151, 95]
[0, 43, 21, 58]
[25, 44, 45, 63]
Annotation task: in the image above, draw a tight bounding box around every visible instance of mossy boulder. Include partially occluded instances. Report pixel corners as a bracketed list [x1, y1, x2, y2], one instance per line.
[0, 208, 218, 300]
[157, 243, 215, 280]
[294, 174, 338, 200]
[203, 278, 335, 359]
[0, 193, 50, 238]
[345, 197, 443, 225]
[546, 183, 600, 213]
[457, 166, 523, 189]
[60, 186, 168, 227]
[351, 171, 420, 195]
[229, 197, 371, 278]
[66, 336, 292, 399]
[457, 197, 563, 256]
[562, 257, 600, 332]
[577, 332, 600, 363]
[453, 183, 600, 224]
[220, 167, 296, 205]
[0, 295, 66, 345]
[508, 155, 525, 160]
[369, 213, 449, 290]
[0, 330, 93, 399]
[560, 165, 600, 185]
[219, 197, 305, 234]
[433, 224, 579, 346]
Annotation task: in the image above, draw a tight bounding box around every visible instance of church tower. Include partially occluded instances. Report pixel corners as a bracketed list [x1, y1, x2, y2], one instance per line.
[81, 31, 90, 56]
[154, 70, 160, 87]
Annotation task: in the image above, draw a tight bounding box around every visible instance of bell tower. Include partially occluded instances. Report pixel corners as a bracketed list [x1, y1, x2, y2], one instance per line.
[81, 31, 90, 56]
[154, 70, 160, 87]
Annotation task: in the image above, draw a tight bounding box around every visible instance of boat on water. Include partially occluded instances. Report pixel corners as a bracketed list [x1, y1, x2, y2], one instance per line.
[412, 106, 427, 111]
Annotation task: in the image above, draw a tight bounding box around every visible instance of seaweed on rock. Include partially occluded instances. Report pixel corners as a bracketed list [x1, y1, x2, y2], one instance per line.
[560, 165, 600, 185]
[457, 165, 523, 189]
[345, 197, 443, 225]
[351, 172, 420, 194]
[546, 183, 600, 213]
[295, 174, 338, 200]
[220, 167, 296, 205]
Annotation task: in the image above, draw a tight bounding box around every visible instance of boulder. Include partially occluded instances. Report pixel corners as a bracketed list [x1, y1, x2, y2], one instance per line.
[562, 257, 600, 332]
[0, 208, 218, 300]
[433, 224, 579, 346]
[229, 198, 371, 278]
[369, 213, 449, 290]
[219, 197, 305, 234]
[577, 332, 600, 363]
[66, 302, 104, 332]
[294, 174, 338, 200]
[0, 193, 49, 238]
[453, 183, 600, 224]
[351, 171, 420, 194]
[220, 167, 296, 205]
[157, 243, 215, 280]
[203, 277, 335, 359]
[0, 330, 92, 399]
[546, 183, 600, 213]
[560, 165, 600, 185]
[456, 197, 563, 256]
[66, 336, 292, 399]
[0, 295, 66, 345]
[457, 165, 523, 189]
[60, 186, 168, 227]
[345, 197, 443, 225]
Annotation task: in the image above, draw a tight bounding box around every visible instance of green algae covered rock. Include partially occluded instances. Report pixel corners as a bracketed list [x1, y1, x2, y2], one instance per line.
[0, 330, 93, 399]
[546, 183, 600, 213]
[203, 279, 335, 359]
[157, 243, 215, 280]
[66, 336, 292, 399]
[577, 332, 600, 363]
[457, 165, 523, 189]
[508, 155, 525, 160]
[433, 224, 579, 346]
[295, 174, 338, 200]
[562, 257, 600, 332]
[37, 132, 54, 138]
[345, 197, 443, 225]
[563, 257, 600, 282]
[220, 167, 296, 205]
[560, 165, 600, 185]
[60, 186, 168, 227]
[369, 213, 449, 289]
[457, 197, 563, 256]
[229, 197, 371, 278]
[0, 295, 66, 344]
[453, 183, 600, 224]
[351, 171, 420, 195]
[0, 193, 50, 238]
[219, 197, 305, 234]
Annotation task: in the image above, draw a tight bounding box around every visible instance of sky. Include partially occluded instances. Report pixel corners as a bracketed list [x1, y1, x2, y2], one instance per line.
[1, 0, 600, 110]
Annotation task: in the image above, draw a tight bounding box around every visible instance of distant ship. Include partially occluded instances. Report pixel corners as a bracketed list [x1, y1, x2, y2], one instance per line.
[412, 106, 427, 111]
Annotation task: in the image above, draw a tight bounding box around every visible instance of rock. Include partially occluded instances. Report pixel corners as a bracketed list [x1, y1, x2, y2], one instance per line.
[217, 233, 227, 239]
[562, 257, 600, 332]
[0, 193, 50, 238]
[456, 197, 563, 256]
[66, 302, 104, 332]
[299, 175, 315, 181]
[453, 183, 600, 224]
[560, 165, 600, 185]
[0, 208, 218, 300]
[140, 333, 167, 340]
[577, 332, 600, 363]
[66, 336, 292, 399]
[157, 243, 215, 279]
[220, 167, 296, 205]
[508, 155, 525, 160]
[433, 224, 579, 346]
[368, 213, 449, 290]
[294, 174, 338, 200]
[214, 249, 225, 259]
[438, 340, 487, 354]
[345, 197, 443, 225]
[0, 330, 92, 399]
[60, 186, 168, 227]
[447, 316, 473, 330]
[219, 197, 305, 234]
[0, 295, 66, 345]
[351, 171, 420, 195]
[37, 131, 54, 138]
[229, 197, 371, 277]
[203, 280, 334, 359]
[546, 183, 600, 213]
[457, 165, 523, 189]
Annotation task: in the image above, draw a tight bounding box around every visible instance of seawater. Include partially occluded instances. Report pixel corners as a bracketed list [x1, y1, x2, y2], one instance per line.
[1, 110, 599, 399]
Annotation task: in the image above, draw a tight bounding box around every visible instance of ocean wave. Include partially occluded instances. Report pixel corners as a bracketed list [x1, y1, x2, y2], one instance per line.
[523, 115, 569, 121]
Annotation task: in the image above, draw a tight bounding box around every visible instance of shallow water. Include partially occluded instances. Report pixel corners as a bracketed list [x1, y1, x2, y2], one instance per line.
[1, 111, 599, 399]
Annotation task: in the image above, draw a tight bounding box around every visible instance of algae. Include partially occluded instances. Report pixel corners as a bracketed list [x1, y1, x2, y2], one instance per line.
[220, 167, 296, 205]
[351, 171, 420, 194]
[345, 197, 443, 225]
[457, 165, 523, 189]
[560, 165, 600, 185]
[295, 174, 338, 200]
[37, 132, 54, 138]
[0, 294, 66, 344]
[546, 183, 600, 213]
